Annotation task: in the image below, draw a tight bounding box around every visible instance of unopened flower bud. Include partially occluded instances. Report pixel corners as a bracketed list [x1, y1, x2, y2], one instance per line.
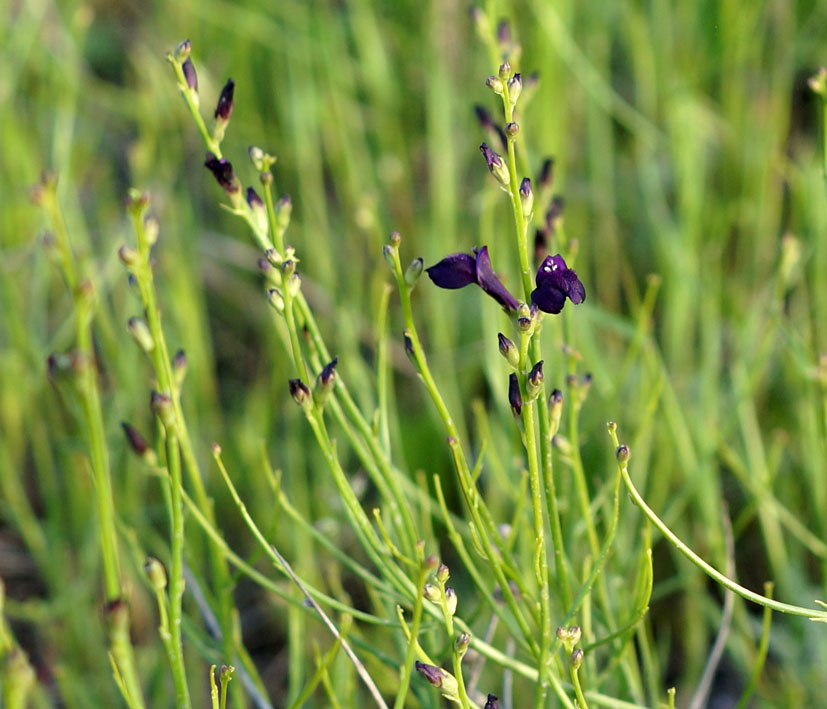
[485, 75, 504, 95]
[527, 360, 544, 401]
[507, 73, 522, 105]
[246, 187, 267, 231]
[570, 649, 584, 670]
[423, 583, 441, 602]
[539, 157, 555, 189]
[144, 216, 159, 246]
[182, 57, 198, 91]
[214, 78, 234, 121]
[150, 390, 174, 425]
[204, 153, 239, 194]
[219, 665, 235, 685]
[498, 62, 512, 80]
[144, 556, 167, 590]
[126, 188, 150, 217]
[382, 245, 396, 269]
[519, 177, 533, 217]
[480, 143, 509, 186]
[484, 695, 500, 709]
[505, 121, 519, 138]
[103, 598, 129, 634]
[276, 195, 292, 230]
[548, 389, 563, 436]
[389, 231, 402, 247]
[508, 373, 522, 416]
[616, 444, 630, 465]
[121, 422, 156, 464]
[403, 332, 415, 362]
[445, 586, 458, 615]
[498, 333, 519, 369]
[315, 357, 338, 406]
[248, 145, 265, 170]
[127, 317, 154, 353]
[415, 662, 446, 688]
[173, 39, 191, 61]
[267, 288, 284, 312]
[172, 349, 187, 388]
[288, 378, 312, 410]
[118, 245, 139, 266]
[404, 257, 424, 287]
[436, 563, 450, 583]
[454, 632, 471, 655]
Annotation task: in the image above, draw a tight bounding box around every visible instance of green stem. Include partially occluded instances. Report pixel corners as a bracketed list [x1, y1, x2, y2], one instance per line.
[165, 425, 191, 708]
[622, 458, 827, 619]
[571, 663, 589, 709]
[393, 553, 428, 709]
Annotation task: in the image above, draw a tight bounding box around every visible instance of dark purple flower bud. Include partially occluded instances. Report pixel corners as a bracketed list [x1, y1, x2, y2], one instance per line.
[531, 254, 585, 314]
[519, 177, 533, 217]
[497, 19, 511, 46]
[426, 253, 477, 289]
[121, 422, 152, 460]
[288, 378, 312, 409]
[473, 106, 507, 150]
[315, 356, 338, 406]
[204, 152, 239, 194]
[538, 157, 555, 189]
[182, 57, 198, 91]
[214, 78, 235, 120]
[534, 229, 547, 264]
[485, 696, 500, 709]
[474, 246, 519, 310]
[404, 332, 415, 361]
[246, 187, 263, 209]
[498, 332, 519, 369]
[480, 143, 509, 185]
[508, 373, 522, 416]
[415, 662, 445, 688]
[527, 360, 544, 400]
[546, 196, 565, 232]
[505, 121, 519, 137]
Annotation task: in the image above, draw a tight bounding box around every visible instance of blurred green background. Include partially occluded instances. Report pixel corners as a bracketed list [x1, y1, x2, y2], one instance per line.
[3, 0, 827, 705]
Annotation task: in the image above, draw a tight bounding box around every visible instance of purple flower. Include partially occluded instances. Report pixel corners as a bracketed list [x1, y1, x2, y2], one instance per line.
[426, 246, 519, 311]
[531, 254, 585, 314]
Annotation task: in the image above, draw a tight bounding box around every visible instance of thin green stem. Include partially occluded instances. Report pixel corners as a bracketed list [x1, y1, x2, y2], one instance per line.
[621, 458, 827, 620]
[164, 425, 191, 709]
[393, 553, 428, 709]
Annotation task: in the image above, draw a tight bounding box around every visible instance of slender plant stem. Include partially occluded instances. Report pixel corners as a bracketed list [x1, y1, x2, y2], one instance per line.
[164, 425, 191, 709]
[621, 457, 827, 619]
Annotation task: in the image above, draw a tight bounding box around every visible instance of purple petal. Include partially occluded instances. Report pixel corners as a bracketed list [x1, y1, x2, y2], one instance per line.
[426, 253, 477, 289]
[531, 284, 566, 314]
[535, 254, 569, 287]
[475, 247, 519, 310]
[565, 271, 585, 304]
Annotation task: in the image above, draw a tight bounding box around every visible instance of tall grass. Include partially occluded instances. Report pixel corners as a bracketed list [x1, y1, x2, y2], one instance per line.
[2, 0, 827, 706]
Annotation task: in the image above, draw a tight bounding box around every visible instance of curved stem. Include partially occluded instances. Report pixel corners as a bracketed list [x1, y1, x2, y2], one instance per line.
[622, 464, 827, 620]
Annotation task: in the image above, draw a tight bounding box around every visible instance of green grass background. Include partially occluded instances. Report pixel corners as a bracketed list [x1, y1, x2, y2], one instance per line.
[3, 0, 827, 705]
